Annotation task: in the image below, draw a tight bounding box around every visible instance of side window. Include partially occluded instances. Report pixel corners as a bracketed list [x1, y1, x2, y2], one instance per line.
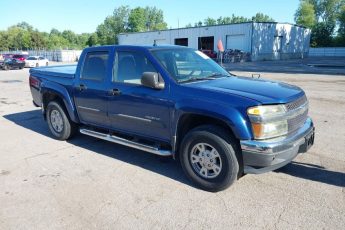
[114, 51, 156, 84]
[81, 51, 109, 81]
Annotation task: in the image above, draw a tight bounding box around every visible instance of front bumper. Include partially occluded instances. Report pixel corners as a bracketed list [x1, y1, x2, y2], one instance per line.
[240, 117, 315, 174]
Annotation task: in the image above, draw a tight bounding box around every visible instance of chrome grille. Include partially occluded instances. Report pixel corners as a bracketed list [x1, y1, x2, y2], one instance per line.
[288, 109, 308, 133]
[285, 95, 308, 134]
[286, 95, 307, 111]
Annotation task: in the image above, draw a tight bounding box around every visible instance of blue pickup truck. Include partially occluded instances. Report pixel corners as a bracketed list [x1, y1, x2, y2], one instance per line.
[29, 45, 314, 191]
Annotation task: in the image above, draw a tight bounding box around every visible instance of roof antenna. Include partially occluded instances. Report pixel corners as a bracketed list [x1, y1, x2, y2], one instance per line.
[153, 40, 157, 46]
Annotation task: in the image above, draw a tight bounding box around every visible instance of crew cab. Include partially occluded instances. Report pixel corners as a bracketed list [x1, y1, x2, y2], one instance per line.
[29, 45, 315, 192]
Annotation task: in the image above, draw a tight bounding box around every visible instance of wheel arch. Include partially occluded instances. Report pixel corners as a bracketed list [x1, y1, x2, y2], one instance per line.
[41, 84, 79, 123]
[174, 112, 241, 153]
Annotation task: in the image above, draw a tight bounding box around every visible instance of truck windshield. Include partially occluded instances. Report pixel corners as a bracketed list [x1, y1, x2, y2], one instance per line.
[151, 48, 230, 83]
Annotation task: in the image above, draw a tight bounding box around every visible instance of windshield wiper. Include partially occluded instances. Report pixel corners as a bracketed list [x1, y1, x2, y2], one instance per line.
[206, 72, 231, 78]
[179, 76, 218, 83]
[178, 72, 231, 83]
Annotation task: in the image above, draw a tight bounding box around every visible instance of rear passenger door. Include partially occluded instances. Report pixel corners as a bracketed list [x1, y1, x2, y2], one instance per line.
[74, 49, 111, 128]
[107, 49, 172, 142]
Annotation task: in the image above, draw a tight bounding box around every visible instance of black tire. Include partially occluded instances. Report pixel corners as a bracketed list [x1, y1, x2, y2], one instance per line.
[19, 66, 23, 69]
[179, 125, 240, 192]
[36, 63, 39, 67]
[46, 101, 78, 140]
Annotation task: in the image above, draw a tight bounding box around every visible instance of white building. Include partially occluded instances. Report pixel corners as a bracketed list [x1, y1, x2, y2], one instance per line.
[118, 22, 311, 61]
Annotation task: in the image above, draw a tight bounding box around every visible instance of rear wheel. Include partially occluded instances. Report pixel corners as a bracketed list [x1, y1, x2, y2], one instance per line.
[46, 101, 77, 140]
[180, 125, 239, 192]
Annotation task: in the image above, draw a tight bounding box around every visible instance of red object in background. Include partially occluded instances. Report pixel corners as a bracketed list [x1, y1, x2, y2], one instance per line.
[13, 54, 28, 61]
[217, 39, 224, 52]
[200, 50, 217, 59]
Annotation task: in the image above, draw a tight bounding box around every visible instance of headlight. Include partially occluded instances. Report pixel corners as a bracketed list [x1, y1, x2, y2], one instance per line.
[248, 105, 288, 140]
[247, 105, 286, 117]
[251, 120, 288, 139]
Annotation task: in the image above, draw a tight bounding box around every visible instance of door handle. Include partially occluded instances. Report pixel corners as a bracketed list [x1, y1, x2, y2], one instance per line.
[78, 84, 87, 91]
[108, 88, 121, 96]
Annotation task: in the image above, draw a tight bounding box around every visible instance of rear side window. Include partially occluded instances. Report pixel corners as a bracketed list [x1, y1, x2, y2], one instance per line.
[81, 51, 109, 81]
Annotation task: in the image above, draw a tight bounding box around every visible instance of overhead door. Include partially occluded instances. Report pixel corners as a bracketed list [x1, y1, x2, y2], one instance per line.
[226, 35, 246, 51]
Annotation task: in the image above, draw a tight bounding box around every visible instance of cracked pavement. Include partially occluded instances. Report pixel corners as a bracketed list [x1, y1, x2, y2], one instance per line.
[0, 65, 344, 229]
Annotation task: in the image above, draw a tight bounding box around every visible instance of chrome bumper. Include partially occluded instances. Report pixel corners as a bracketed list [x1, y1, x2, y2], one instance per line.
[240, 117, 315, 174]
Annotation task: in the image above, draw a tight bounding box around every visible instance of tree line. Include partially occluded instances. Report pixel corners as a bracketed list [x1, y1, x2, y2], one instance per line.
[295, 0, 345, 46]
[0, 22, 91, 51]
[185, 13, 275, 27]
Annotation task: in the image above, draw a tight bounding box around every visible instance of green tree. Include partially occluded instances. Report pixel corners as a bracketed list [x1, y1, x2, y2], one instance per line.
[77, 33, 91, 48]
[96, 5, 130, 45]
[185, 23, 193, 28]
[215, 15, 250, 24]
[144, 6, 167, 30]
[295, 0, 345, 47]
[204, 17, 217, 26]
[16, 22, 33, 31]
[251, 13, 275, 22]
[194, 21, 203, 27]
[50, 28, 61, 36]
[310, 21, 335, 46]
[295, 1, 316, 28]
[62, 30, 77, 46]
[128, 7, 147, 31]
[128, 6, 167, 32]
[31, 30, 46, 49]
[335, 5, 345, 45]
[87, 33, 99, 47]
[0, 31, 10, 50]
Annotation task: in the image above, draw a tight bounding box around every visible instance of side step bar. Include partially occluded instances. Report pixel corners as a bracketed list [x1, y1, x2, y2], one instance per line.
[80, 128, 172, 157]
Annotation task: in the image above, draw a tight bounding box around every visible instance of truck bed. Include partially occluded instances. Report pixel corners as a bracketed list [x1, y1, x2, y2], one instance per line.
[30, 65, 77, 78]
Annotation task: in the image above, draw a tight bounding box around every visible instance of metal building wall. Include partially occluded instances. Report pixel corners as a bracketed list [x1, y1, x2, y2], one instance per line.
[251, 23, 311, 61]
[118, 22, 311, 61]
[118, 23, 252, 52]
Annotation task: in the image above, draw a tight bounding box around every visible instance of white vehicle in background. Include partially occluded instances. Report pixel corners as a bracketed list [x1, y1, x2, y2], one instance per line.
[25, 56, 49, 68]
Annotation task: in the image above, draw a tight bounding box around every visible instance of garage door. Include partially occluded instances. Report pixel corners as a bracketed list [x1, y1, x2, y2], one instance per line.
[226, 35, 246, 51]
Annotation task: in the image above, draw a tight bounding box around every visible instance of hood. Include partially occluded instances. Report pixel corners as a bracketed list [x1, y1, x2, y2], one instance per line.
[184, 76, 304, 104]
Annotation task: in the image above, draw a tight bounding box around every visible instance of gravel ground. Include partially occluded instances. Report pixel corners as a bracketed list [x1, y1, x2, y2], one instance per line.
[0, 66, 344, 230]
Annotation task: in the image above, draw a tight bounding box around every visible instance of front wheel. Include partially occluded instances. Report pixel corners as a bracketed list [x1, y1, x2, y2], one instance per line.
[46, 101, 77, 140]
[180, 125, 239, 192]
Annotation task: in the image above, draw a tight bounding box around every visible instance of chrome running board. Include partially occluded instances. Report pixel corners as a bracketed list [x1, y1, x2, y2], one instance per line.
[80, 128, 172, 156]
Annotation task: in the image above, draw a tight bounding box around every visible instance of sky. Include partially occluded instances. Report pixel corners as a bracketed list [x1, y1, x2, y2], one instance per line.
[0, 0, 300, 34]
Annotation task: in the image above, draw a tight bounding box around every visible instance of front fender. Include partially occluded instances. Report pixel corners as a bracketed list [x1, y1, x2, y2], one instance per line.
[41, 81, 79, 123]
[174, 99, 253, 140]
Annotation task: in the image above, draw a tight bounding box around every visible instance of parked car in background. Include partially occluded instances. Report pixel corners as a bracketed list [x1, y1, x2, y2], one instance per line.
[0, 58, 25, 70]
[200, 50, 217, 59]
[2, 54, 14, 59]
[13, 54, 28, 62]
[25, 56, 49, 68]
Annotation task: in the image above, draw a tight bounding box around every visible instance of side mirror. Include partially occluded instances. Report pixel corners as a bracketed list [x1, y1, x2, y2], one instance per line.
[141, 72, 165, 90]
